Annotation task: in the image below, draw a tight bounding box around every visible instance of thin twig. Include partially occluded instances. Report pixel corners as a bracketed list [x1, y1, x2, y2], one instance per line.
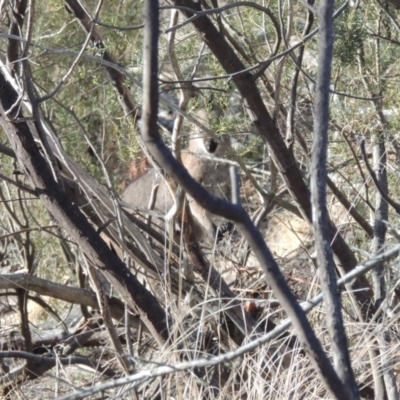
[57, 242, 400, 400]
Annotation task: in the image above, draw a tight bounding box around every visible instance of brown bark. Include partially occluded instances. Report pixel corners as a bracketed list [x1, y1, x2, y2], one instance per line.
[140, 2, 351, 398]
[0, 73, 168, 346]
[171, 0, 372, 307]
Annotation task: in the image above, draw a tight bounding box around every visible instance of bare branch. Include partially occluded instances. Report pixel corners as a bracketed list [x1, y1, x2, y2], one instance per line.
[0, 273, 142, 330]
[58, 242, 400, 400]
[0, 350, 114, 384]
[141, 1, 351, 398]
[359, 137, 400, 214]
[171, 0, 372, 312]
[0, 73, 169, 345]
[38, 0, 104, 103]
[310, 0, 359, 395]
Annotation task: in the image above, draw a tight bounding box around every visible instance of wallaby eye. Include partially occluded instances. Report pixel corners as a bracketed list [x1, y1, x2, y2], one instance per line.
[204, 138, 218, 154]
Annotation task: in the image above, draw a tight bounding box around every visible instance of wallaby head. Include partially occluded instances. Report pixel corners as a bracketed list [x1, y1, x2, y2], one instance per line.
[122, 110, 232, 241]
[186, 109, 225, 156]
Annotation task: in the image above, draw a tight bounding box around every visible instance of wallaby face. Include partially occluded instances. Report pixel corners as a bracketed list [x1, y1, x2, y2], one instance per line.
[122, 115, 231, 241]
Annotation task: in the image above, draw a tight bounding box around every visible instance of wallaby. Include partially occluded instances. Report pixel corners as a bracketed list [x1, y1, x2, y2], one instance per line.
[122, 111, 231, 241]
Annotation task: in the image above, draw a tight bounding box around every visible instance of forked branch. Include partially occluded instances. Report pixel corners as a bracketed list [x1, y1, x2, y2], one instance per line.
[140, 1, 351, 398]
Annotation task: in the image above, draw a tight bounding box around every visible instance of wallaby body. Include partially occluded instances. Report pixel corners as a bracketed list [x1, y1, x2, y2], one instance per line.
[122, 116, 231, 241]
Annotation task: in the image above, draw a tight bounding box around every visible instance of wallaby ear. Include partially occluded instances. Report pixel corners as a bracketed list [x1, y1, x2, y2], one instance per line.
[203, 138, 219, 154]
[194, 109, 209, 127]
